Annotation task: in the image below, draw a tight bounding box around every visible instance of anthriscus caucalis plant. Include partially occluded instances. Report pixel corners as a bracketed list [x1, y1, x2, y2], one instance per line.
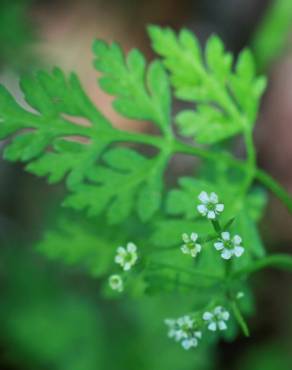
[1, 25, 292, 351]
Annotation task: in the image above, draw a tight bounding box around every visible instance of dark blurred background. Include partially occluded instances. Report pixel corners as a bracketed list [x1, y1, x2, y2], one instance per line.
[1, 1, 292, 369]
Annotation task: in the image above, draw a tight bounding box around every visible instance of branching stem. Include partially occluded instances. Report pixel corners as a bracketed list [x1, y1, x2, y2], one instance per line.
[110, 128, 292, 215]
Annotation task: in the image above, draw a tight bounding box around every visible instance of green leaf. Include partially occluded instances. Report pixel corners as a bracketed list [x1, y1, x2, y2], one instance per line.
[63, 147, 168, 224]
[0, 68, 111, 188]
[93, 40, 171, 134]
[0, 50, 172, 222]
[230, 49, 267, 123]
[36, 216, 118, 277]
[148, 26, 267, 144]
[252, 0, 292, 70]
[176, 105, 239, 144]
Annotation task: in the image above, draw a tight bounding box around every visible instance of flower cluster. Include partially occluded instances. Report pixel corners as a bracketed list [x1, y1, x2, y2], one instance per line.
[214, 232, 244, 260]
[181, 233, 202, 258]
[108, 242, 138, 293]
[178, 191, 245, 262]
[197, 191, 224, 219]
[165, 315, 202, 350]
[165, 306, 231, 350]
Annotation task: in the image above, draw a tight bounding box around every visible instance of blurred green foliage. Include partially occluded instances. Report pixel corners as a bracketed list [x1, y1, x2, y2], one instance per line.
[252, 0, 292, 70]
[0, 247, 218, 370]
[0, 0, 35, 70]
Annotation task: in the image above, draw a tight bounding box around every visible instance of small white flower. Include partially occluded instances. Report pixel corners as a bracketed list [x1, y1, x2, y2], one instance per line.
[165, 315, 202, 350]
[181, 232, 202, 258]
[214, 232, 244, 260]
[108, 274, 123, 292]
[114, 242, 138, 271]
[181, 332, 202, 350]
[203, 306, 230, 332]
[197, 191, 224, 219]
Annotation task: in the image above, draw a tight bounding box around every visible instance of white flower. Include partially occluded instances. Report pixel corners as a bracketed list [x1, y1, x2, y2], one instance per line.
[197, 191, 224, 219]
[181, 332, 202, 350]
[114, 242, 138, 271]
[181, 233, 202, 258]
[214, 232, 244, 260]
[165, 315, 202, 350]
[108, 274, 123, 292]
[203, 306, 230, 331]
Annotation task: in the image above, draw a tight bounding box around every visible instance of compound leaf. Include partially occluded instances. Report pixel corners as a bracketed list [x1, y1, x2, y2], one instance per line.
[148, 26, 267, 144]
[93, 40, 171, 135]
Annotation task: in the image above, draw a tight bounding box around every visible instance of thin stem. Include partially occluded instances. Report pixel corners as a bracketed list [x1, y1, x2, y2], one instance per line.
[255, 169, 292, 214]
[233, 254, 292, 278]
[93, 127, 292, 214]
[231, 300, 250, 337]
[148, 261, 223, 281]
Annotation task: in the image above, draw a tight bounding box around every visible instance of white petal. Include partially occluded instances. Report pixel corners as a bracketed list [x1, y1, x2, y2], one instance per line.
[131, 253, 138, 263]
[207, 210, 216, 219]
[233, 235, 242, 245]
[123, 263, 131, 271]
[190, 249, 198, 258]
[203, 312, 213, 321]
[221, 232, 230, 241]
[221, 249, 232, 260]
[181, 245, 189, 254]
[218, 320, 227, 331]
[175, 330, 187, 341]
[198, 191, 209, 204]
[168, 329, 176, 338]
[221, 311, 230, 321]
[214, 306, 223, 315]
[195, 331, 202, 339]
[215, 203, 224, 212]
[127, 242, 137, 252]
[197, 204, 207, 215]
[183, 337, 198, 349]
[208, 322, 217, 331]
[190, 232, 198, 242]
[196, 244, 202, 253]
[164, 319, 175, 326]
[115, 255, 123, 264]
[214, 242, 224, 251]
[184, 316, 193, 327]
[117, 246, 125, 254]
[209, 192, 218, 204]
[234, 246, 244, 257]
[177, 317, 184, 326]
[181, 339, 192, 350]
[182, 233, 189, 243]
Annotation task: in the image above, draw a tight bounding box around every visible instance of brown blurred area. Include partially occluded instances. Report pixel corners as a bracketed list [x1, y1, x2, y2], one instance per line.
[29, 0, 192, 132]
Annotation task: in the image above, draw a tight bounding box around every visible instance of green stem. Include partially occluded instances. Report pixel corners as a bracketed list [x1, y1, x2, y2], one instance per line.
[98, 127, 292, 214]
[148, 261, 222, 281]
[255, 169, 292, 214]
[233, 254, 292, 278]
[231, 300, 250, 337]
